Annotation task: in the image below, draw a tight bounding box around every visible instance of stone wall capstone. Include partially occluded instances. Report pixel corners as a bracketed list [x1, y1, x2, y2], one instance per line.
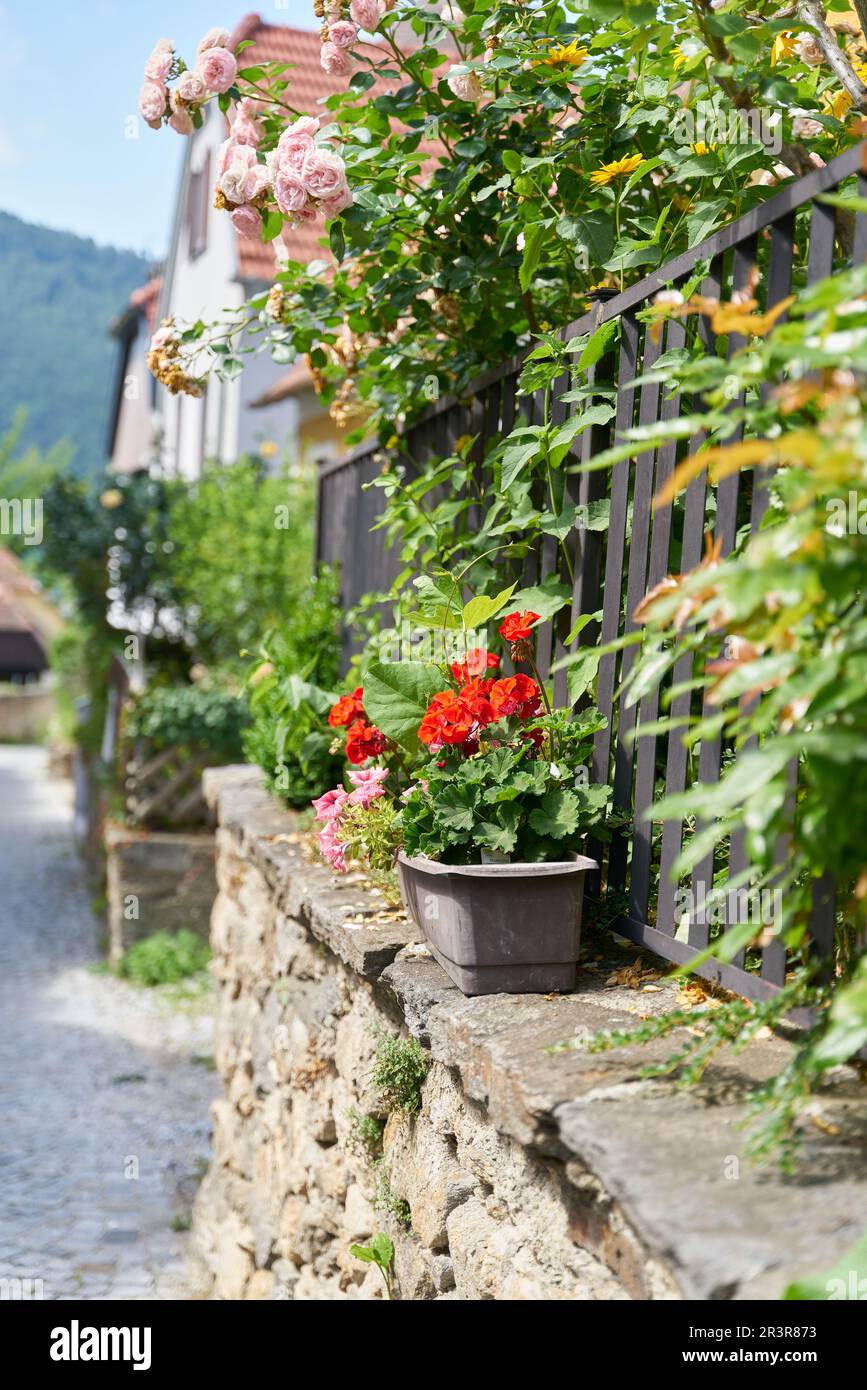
[188, 766, 867, 1301]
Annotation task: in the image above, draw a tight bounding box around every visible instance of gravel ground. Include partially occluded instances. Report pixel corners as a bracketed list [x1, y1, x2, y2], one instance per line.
[0, 745, 217, 1301]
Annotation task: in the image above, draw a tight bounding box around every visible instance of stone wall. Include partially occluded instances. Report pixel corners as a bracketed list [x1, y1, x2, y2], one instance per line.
[105, 823, 217, 964]
[0, 684, 54, 741]
[189, 767, 867, 1301]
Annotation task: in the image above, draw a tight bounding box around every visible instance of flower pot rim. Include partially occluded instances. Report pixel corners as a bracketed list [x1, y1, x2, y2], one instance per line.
[396, 850, 598, 878]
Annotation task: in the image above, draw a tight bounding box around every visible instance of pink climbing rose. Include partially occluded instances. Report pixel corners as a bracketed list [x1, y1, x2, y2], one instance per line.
[328, 21, 358, 49]
[230, 205, 263, 239]
[320, 41, 351, 76]
[350, 0, 384, 31]
[196, 46, 238, 94]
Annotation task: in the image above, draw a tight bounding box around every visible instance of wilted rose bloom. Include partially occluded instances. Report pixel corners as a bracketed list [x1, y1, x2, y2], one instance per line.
[139, 82, 167, 123]
[169, 95, 195, 136]
[150, 324, 177, 352]
[328, 20, 357, 48]
[274, 167, 309, 215]
[792, 115, 823, 139]
[446, 65, 483, 102]
[196, 46, 238, 93]
[350, 0, 384, 31]
[198, 26, 231, 52]
[230, 204, 263, 239]
[319, 187, 354, 219]
[220, 145, 270, 204]
[177, 70, 207, 103]
[320, 41, 351, 76]
[144, 43, 173, 82]
[795, 33, 823, 66]
[303, 149, 349, 201]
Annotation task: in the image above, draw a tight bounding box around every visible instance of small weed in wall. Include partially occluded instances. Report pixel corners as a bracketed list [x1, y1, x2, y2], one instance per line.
[371, 1035, 429, 1115]
[350, 1233, 395, 1300]
[373, 1161, 412, 1231]
[346, 1108, 384, 1164]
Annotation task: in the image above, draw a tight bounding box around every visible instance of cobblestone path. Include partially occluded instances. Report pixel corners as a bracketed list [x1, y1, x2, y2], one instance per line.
[0, 746, 217, 1300]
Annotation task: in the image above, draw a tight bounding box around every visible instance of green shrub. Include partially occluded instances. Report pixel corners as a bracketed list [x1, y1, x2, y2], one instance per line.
[117, 929, 211, 987]
[125, 683, 250, 763]
[243, 567, 344, 806]
[371, 1035, 429, 1115]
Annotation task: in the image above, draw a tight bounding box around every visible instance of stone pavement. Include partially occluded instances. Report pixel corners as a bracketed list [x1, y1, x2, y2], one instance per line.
[0, 746, 217, 1301]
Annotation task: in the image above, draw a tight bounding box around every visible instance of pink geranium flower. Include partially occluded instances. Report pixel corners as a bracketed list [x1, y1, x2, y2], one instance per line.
[312, 787, 349, 822]
[347, 767, 388, 807]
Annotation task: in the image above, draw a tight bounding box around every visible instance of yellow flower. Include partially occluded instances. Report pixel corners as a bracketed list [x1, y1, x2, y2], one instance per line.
[770, 31, 797, 66]
[673, 40, 704, 69]
[259, 440, 279, 459]
[822, 87, 853, 120]
[589, 153, 644, 187]
[100, 489, 123, 510]
[537, 40, 589, 70]
[690, 141, 717, 155]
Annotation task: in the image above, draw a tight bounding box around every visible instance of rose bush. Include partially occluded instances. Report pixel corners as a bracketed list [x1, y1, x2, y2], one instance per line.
[141, 3, 867, 434]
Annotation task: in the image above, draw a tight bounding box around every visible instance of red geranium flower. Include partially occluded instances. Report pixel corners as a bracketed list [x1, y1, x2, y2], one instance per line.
[498, 611, 541, 642]
[345, 719, 386, 765]
[450, 648, 500, 683]
[329, 686, 365, 728]
[489, 674, 542, 719]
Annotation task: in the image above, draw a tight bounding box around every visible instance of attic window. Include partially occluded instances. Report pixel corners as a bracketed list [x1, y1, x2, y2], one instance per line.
[188, 152, 211, 259]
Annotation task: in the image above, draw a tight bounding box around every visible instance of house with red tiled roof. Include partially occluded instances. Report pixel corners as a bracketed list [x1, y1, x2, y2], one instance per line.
[107, 275, 163, 476]
[149, 13, 370, 480]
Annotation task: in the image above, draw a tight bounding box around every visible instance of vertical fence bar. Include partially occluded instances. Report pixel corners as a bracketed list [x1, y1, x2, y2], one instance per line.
[607, 326, 662, 893]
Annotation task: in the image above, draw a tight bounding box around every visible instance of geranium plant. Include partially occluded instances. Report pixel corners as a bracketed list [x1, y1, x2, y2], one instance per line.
[312, 601, 613, 874]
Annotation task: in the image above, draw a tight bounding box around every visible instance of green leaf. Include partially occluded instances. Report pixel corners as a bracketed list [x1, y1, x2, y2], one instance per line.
[500, 434, 543, 491]
[261, 208, 284, 243]
[436, 783, 478, 832]
[475, 813, 520, 855]
[566, 648, 601, 704]
[462, 584, 517, 630]
[686, 198, 729, 249]
[502, 148, 522, 174]
[349, 1243, 375, 1263]
[560, 210, 613, 265]
[811, 958, 867, 1067]
[370, 1233, 395, 1269]
[329, 220, 346, 261]
[528, 789, 581, 839]
[507, 581, 571, 622]
[362, 661, 446, 753]
[519, 222, 547, 293]
[578, 319, 619, 371]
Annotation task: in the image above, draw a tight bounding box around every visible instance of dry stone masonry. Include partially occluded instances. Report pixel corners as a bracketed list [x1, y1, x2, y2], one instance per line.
[188, 767, 867, 1301]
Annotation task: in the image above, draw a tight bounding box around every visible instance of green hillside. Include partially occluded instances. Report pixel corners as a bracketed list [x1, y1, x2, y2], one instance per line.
[0, 212, 149, 474]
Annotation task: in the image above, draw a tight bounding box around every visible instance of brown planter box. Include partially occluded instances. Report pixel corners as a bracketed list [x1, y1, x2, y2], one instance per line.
[397, 851, 597, 996]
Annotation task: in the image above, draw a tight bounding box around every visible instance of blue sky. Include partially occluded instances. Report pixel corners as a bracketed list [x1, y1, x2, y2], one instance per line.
[0, 1, 315, 259]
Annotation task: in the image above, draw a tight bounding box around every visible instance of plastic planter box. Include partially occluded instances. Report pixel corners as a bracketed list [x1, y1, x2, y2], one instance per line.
[396, 851, 598, 996]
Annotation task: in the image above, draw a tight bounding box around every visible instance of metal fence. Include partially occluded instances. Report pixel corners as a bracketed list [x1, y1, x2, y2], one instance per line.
[316, 141, 867, 1000]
